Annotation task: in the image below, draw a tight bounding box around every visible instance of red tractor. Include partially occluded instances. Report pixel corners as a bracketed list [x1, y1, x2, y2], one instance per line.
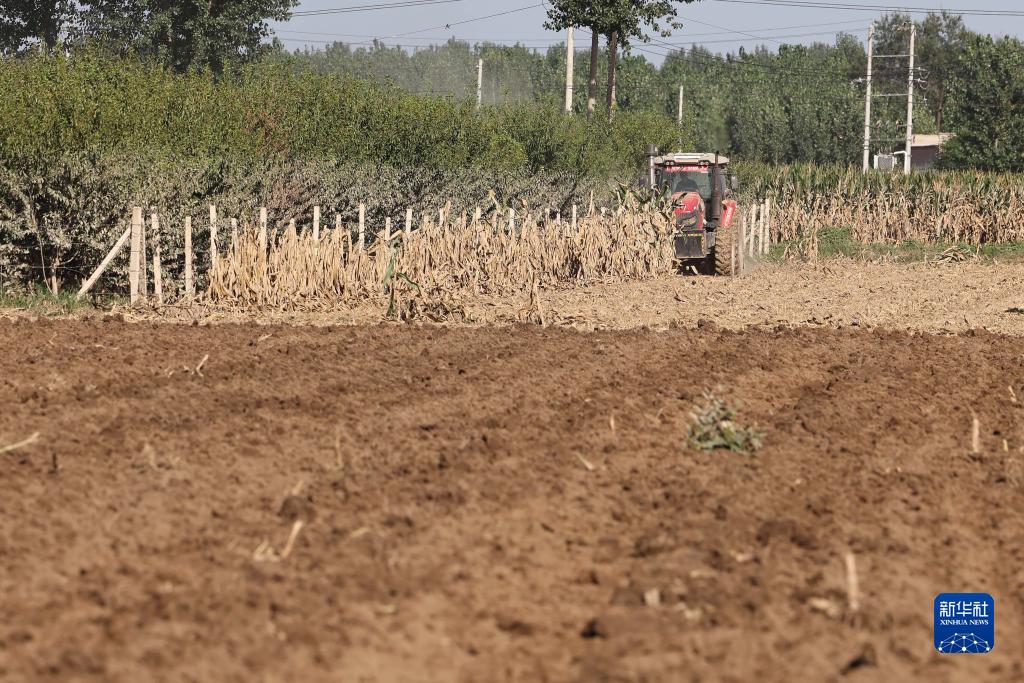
[645, 147, 739, 275]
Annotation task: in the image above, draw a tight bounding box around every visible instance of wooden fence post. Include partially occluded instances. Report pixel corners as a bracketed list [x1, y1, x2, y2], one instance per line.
[738, 210, 746, 274]
[572, 204, 578, 231]
[509, 208, 516, 234]
[140, 210, 148, 299]
[259, 208, 268, 254]
[151, 213, 163, 304]
[748, 208, 756, 258]
[209, 204, 218, 272]
[384, 217, 392, 241]
[313, 205, 321, 241]
[184, 216, 194, 298]
[129, 207, 142, 304]
[762, 197, 772, 256]
[405, 208, 413, 235]
[358, 203, 366, 250]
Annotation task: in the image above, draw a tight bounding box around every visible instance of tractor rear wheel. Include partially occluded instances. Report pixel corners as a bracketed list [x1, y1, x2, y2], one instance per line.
[712, 222, 736, 276]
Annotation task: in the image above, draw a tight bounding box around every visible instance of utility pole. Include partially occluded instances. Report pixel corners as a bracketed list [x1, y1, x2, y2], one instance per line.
[862, 23, 874, 173]
[587, 31, 599, 118]
[476, 58, 483, 109]
[565, 27, 574, 114]
[677, 84, 684, 126]
[904, 22, 916, 174]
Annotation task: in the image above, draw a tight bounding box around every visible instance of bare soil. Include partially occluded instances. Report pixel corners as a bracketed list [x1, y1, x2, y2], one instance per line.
[53, 260, 1021, 335]
[2, 319, 1023, 682]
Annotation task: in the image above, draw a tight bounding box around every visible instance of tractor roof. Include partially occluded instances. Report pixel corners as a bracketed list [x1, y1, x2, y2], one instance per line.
[654, 152, 729, 166]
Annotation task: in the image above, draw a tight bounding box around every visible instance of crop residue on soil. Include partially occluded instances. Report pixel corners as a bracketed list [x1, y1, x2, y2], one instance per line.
[1, 320, 1022, 682]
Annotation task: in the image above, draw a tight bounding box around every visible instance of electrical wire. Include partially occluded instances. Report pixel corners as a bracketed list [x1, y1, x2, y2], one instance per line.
[292, 0, 470, 17]
[709, 0, 1024, 18]
[396, 3, 546, 37]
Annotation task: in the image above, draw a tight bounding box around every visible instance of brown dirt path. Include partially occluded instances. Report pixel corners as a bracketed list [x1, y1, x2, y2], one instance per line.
[1, 320, 1023, 682]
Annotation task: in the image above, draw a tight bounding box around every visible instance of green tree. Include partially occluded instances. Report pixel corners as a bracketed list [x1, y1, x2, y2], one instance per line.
[76, 0, 297, 73]
[0, 0, 76, 53]
[942, 34, 1024, 170]
[874, 12, 965, 132]
[545, 0, 698, 119]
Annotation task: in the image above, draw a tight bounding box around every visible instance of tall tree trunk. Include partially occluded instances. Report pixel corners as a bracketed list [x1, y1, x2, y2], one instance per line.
[606, 31, 619, 121]
[587, 30, 599, 119]
[39, 1, 62, 51]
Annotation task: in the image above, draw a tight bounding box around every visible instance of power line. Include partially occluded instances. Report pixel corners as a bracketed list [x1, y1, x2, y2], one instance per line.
[396, 3, 545, 37]
[678, 18, 869, 36]
[275, 25, 868, 47]
[677, 13, 786, 46]
[292, 0, 470, 17]
[277, 29, 563, 43]
[709, 0, 1024, 17]
[663, 26, 869, 46]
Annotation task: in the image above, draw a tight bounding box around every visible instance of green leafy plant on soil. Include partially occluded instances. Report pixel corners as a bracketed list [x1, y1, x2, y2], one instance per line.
[687, 391, 764, 455]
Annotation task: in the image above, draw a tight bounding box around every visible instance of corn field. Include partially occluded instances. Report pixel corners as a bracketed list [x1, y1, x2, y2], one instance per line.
[206, 205, 678, 311]
[737, 163, 1024, 244]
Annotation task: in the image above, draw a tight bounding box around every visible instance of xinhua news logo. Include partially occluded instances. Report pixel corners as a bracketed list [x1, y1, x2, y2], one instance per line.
[934, 593, 994, 654]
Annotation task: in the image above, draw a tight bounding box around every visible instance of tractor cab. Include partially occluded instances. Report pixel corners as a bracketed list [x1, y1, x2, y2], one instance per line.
[645, 147, 739, 275]
[653, 152, 733, 202]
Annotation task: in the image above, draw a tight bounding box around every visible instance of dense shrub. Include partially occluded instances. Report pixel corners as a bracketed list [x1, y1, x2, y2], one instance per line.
[0, 50, 685, 173]
[0, 50, 691, 290]
[0, 152, 624, 291]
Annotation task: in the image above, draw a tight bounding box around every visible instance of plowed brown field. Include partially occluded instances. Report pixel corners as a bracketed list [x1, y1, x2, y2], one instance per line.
[1, 319, 1022, 682]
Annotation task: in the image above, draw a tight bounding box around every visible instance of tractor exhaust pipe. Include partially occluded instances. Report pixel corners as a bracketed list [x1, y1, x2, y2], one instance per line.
[709, 151, 723, 224]
[645, 144, 659, 190]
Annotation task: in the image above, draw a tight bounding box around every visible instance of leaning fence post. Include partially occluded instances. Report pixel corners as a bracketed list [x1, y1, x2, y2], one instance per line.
[209, 204, 218, 272]
[151, 212, 163, 304]
[313, 205, 321, 241]
[259, 208, 268, 254]
[77, 224, 132, 300]
[129, 207, 142, 304]
[358, 203, 366, 250]
[184, 216, 194, 298]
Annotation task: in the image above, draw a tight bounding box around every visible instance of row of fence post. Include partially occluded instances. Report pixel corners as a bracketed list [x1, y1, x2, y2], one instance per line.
[83, 197, 775, 304]
[736, 198, 773, 274]
[119, 202, 586, 304]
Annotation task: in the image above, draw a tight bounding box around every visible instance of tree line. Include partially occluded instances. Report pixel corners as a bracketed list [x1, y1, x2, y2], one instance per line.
[2, 2, 1024, 169]
[288, 10, 1024, 170]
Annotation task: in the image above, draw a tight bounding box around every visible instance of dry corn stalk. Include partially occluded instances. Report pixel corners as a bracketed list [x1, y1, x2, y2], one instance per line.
[206, 207, 677, 310]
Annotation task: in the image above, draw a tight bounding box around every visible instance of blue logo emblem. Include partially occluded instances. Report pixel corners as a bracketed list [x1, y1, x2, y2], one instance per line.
[934, 593, 994, 654]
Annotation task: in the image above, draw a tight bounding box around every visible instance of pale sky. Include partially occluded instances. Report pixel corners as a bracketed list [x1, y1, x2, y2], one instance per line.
[272, 0, 1024, 63]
